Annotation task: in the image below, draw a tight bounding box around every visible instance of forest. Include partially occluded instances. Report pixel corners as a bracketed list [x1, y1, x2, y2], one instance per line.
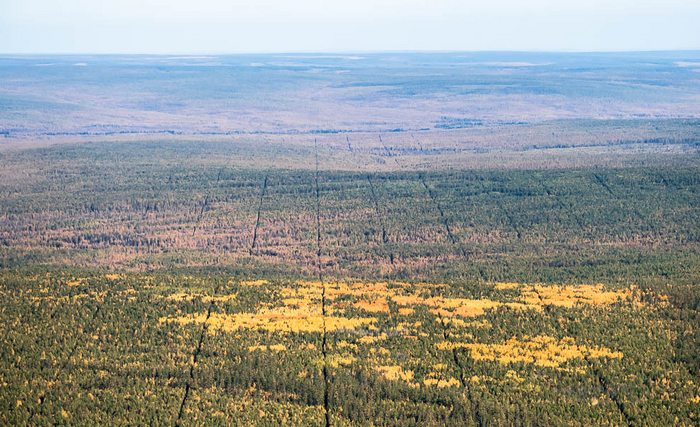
[1, 136, 699, 425]
[1, 52, 699, 425]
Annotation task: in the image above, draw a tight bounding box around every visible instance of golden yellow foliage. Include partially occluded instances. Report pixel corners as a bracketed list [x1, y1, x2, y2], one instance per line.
[281, 297, 308, 307]
[327, 281, 391, 299]
[157, 276, 641, 390]
[423, 378, 461, 388]
[292, 280, 324, 291]
[353, 298, 390, 313]
[280, 279, 637, 324]
[336, 341, 358, 350]
[505, 370, 526, 383]
[436, 298, 501, 317]
[391, 292, 531, 318]
[248, 344, 286, 352]
[166, 292, 237, 303]
[438, 335, 622, 369]
[393, 281, 447, 289]
[166, 291, 198, 300]
[104, 274, 121, 280]
[518, 284, 633, 308]
[450, 319, 491, 329]
[358, 334, 387, 344]
[161, 309, 376, 334]
[327, 354, 356, 368]
[494, 282, 521, 290]
[374, 347, 391, 356]
[375, 365, 415, 382]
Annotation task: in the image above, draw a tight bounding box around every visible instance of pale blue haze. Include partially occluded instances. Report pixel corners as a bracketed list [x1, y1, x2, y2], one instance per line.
[1, 0, 699, 53]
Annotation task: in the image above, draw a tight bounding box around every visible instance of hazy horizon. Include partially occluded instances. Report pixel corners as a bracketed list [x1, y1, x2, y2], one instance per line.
[2, 0, 699, 54]
[2, 49, 700, 56]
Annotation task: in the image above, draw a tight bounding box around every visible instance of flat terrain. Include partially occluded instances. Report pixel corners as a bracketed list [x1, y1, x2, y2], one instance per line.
[1, 140, 699, 280]
[2, 52, 700, 136]
[1, 53, 699, 425]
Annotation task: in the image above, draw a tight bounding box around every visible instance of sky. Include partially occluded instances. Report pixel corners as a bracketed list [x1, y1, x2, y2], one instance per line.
[1, 0, 699, 53]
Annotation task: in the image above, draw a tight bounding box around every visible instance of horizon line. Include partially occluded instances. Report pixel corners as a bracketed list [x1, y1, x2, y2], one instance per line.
[2, 48, 700, 56]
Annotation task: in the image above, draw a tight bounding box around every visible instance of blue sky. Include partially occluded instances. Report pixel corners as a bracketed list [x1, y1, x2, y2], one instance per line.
[1, 0, 699, 53]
